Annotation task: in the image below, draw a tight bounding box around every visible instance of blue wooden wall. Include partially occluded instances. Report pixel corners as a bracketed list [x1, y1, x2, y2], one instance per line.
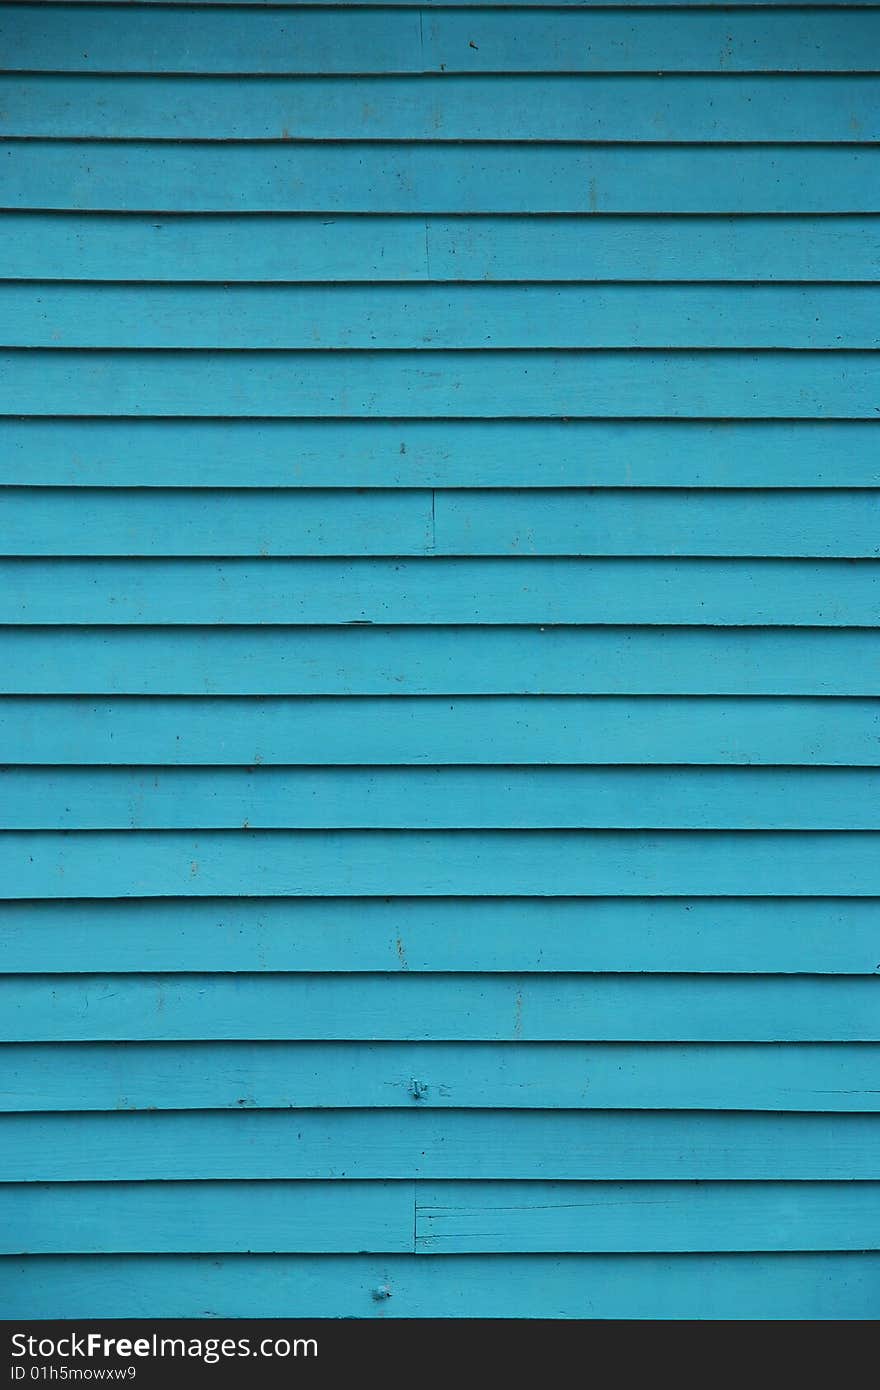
[1, 0, 879, 1320]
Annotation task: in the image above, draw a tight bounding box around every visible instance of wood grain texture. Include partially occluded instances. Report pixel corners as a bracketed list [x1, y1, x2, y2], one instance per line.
[414, 1181, 880, 1252]
[4, 74, 879, 141]
[0, 1180, 415, 1254]
[6, 284, 880, 351]
[3, 627, 878, 696]
[5, 1042, 878, 1112]
[4, 7, 877, 73]
[6, 487, 877, 557]
[3, 1110, 879, 1179]
[4, 897, 880, 974]
[5, 767, 880, 830]
[6, 143, 880, 213]
[2, 829, 880, 899]
[2, 1252, 878, 1320]
[4, 214, 878, 283]
[3, 419, 879, 488]
[3, 0, 876, 1312]
[2, 973, 877, 1041]
[3, 349, 878, 418]
[58, 1, 880, 9]
[2, 695, 874, 766]
[2, 557, 878, 624]
[3, 1179, 879, 1254]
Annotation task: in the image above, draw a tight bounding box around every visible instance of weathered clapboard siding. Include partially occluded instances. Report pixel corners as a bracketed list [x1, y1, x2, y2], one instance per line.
[4, 75, 880, 141]
[3, 7, 878, 72]
[6, 144, 880, 211]
[1, 1, 877, 1323]
[3, 488, 878, 555]
[2, 418, 877, 488]
[4, 1043, 879, 1112]
[3, 974, 878, 1041]
[2, 900, 880, 974]
[1, 629, 878, 695]
[4, 1253, 879, 1321]
[4, 1111, 880, 1181]
[2, 696, 877, 765]
[3, 215, 879, 283]
[5, 1180, 880, 1254]
[7, 767, 880, 830]
[9, 284, 880, 348]
[3, 558, 878, 624]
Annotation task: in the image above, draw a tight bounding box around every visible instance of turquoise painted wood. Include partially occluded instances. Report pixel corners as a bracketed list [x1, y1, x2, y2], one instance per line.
[2, 696, 876, 765]
[3, 215, 878, 283]
[3, 488, 876, 556]
[2, 827, 879, 897]
[3, 1043, 879, 1113]
[3, 1180, 879, 1254]
[2, 1253, 878, 1320]
[1, 627, 877, 695]
[3, 0, 878, 1322]
[3, 7, 876, 73]
[8, 284, 880, 350]
[3, 419, 877, 488]
[3, 1111, 879, 1180]
[58, 2, 880, 9]
[3, 899, 880, 974]
[414, 1181, 880, 1253]
[3, 75, 879, 142]
[3, 974, 877, 1041]
[6, 144, 880, 213]
[5, 767, 880, 830]
[3, 349, 877, 417]
[2, 557, 877, 625]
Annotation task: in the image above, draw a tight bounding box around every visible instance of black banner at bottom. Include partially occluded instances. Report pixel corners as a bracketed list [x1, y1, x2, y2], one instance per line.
[1, 1318, 873, 1385]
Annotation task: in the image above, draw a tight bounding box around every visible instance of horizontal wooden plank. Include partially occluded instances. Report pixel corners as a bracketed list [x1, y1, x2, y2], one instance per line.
[4, 75, 879, 142]
[12, 1248, 880, 1320]
[56, 2, 880, 9]
[2, 696, 875, 766]
[6, 488, 877, 557]
[3, 898, 879, 975]
[5, 1180, 879, 1255]
[4, 7, 878, 73]
[1, 558, 876, 625]
[3, 829, 879, 899]
[7, 285, 880, 351]
[5, 1041, 877, 1114]
[0, 488, 439, 556]
[3, 627, 878, 697]
[435, 489, 880, 557]
[0, 1180, 413, 1255]
[6, 143, 880, 213]
[3, 214, 878, 283]
[3, 1111, 878, 1180]
[415, 1181, 880, 1253]
[4, 1251, 880, 1319]
[2, 350, 876, 418]
[5, 768, 880, 831]
[3, 973, 877, 1041]
[3, 419, 877, 489]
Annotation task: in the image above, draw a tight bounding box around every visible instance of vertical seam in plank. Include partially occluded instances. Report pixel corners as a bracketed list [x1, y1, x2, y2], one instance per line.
[413, 1179, 418, 1255]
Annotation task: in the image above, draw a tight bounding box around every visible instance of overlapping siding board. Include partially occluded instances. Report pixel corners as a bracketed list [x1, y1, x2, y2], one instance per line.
[0, 0, 878, 1320]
